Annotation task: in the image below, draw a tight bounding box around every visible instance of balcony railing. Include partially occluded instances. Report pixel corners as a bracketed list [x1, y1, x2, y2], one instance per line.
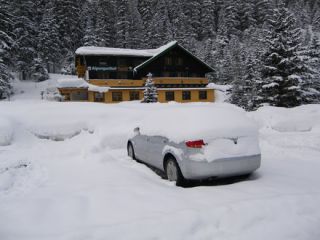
[89, 77, 209, 88]
[145, 77, 209, 85]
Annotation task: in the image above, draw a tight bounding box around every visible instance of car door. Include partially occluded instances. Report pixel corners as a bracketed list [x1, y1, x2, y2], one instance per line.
[145, 136, 168, 169]
[132, 134, 149, 162]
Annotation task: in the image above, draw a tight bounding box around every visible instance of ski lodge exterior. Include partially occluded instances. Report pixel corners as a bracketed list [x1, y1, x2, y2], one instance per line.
[57, 41, 215, 103]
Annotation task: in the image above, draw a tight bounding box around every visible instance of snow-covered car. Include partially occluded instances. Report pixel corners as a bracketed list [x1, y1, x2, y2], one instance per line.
[127, 104, 261, 185]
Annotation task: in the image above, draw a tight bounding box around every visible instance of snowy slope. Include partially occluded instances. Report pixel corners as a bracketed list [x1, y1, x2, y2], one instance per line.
[0, 78, 320, 240]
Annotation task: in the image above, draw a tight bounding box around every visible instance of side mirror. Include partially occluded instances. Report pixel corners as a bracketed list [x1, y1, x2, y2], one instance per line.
[134, 127, 140, 136]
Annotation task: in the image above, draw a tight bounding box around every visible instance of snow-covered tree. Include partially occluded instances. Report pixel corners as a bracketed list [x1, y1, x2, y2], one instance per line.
[11, 0, 38, 80]
[30, 56, 49, 82]
[37, 1, 61, 73]
[95, 0, 116, 47]
[54, 0, 84, 54]
[229, 52, 261, 111]
[0, 0, 13, 98]
[302, 34, 320, 103]
[142, 73, 158, 103]
[147, 0, 173, 48]
[115, 0, 130, 48]
[258, 5, 307, 107]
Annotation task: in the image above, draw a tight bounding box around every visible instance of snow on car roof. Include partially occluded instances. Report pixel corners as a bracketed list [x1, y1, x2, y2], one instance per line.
[136, 103, 259, 143]
[75, 41, 177, 57]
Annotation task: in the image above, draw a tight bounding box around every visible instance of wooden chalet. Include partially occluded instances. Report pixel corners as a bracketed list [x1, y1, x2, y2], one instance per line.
[58, 41, 215, 103]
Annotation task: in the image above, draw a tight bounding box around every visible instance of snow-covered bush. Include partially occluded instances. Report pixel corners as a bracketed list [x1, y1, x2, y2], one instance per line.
[44, 87, 64, 102]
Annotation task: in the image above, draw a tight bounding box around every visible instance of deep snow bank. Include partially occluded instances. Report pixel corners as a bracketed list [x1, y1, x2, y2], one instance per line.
[1, 96, 320, 240]
[0, 118, 14, 146]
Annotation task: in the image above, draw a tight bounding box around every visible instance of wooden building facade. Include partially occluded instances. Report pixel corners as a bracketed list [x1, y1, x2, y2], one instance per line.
[58, 41, 215, 103]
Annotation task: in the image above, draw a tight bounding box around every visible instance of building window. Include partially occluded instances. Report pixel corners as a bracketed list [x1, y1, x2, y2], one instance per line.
[177, 57, 183, 66]
[112, 92, 123, 101]
[94, 92, 104, 102]
[117, 72, 128, 79]
[163, 72, 170, 77]
[118, 58, 127, 67]
[165, 91, 175, 101]
[130, 91, 140, 101]
[165, 57, 172, 65]
[199, 90, 207, 100]
[182, 91, 191, 100]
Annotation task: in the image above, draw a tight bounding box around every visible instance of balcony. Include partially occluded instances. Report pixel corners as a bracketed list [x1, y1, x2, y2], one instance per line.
[89, 79, 145, 87]
[145, 77, 209, 85]
[88, 77, 209, 88]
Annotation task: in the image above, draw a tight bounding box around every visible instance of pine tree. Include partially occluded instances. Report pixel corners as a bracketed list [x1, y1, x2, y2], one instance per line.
[37, 1, 61, 73]
[126, 1, 144, 49]
[251, 0, 271, 26]
[258, 5, 307, 107]
[54, 0, 84, 54]
[11, 0, 38, 80]
[115, 0, 130, 48]
[95, 0, 116, 47]
[30, 56, 49, 81]
[167, 0, 189, 46]
[0, 0, 13, 98]
[147, 0, 173, 48]
[302, 34, 320, 103]
[230, 53, 262, 111]
[142, 73, 158, 103]
[82, 1, 99, 47]
[200, 0, 216, 40]
[183, 0, 202, 40]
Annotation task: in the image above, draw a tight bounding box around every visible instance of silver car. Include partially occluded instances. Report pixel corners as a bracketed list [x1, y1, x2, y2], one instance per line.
[127, 127, 261, 186]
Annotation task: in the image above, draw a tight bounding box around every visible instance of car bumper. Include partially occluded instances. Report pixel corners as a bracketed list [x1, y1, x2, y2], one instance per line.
[181, 154, 261, 180]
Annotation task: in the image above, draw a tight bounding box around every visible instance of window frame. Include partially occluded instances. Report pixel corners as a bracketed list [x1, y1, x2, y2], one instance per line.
[182, 91, 191, 101]
[94, 92, 104, 102]
[129, 91, 140, 101]
[199, 90, 207, 100]
[112, 91, 123, 102]
[165, 91, 175, 101]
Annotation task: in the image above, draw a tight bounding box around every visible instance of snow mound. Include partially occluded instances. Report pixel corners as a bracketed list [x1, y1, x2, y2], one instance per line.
[28, 121, 91, 141]
[138, 103, 259, 143]
[250, 105, 320, 133]
[0, 118, 14, 146]
[272, 119, 313, 132]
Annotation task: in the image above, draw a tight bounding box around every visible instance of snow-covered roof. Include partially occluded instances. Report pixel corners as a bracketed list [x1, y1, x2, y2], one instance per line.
[75, 41, 177, 57]
[57, 78, 89, 89]
[133, 41, 215, 73]
[57, 78, 109, 93]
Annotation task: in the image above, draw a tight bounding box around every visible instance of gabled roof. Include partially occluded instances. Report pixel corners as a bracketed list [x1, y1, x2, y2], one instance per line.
[133, 41, 214, 73]
[76, 41, 214, 73]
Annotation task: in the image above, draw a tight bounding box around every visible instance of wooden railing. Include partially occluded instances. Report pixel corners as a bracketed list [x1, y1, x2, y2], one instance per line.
[89, 77, 208, 87]
[89, 79, 145, 87]
[144, 77, 209, 85]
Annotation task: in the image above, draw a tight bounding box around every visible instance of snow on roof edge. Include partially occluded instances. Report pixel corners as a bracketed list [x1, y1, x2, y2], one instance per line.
[75, 41, 177, 57]
[133, 41, 177, 72]
[57, 78, 109, 93]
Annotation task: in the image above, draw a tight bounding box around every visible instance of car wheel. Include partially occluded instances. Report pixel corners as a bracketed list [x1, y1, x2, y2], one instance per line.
[165, 157, 184, 186]
[127, 142, 135, 160]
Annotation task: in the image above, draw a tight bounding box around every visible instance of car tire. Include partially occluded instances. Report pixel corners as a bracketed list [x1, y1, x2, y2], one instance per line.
[165, 157, 184, 186]
[127, 142, 136, 160]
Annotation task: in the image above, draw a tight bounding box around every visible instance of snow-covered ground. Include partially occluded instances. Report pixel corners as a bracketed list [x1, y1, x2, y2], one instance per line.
[0, 77, 320, 240]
